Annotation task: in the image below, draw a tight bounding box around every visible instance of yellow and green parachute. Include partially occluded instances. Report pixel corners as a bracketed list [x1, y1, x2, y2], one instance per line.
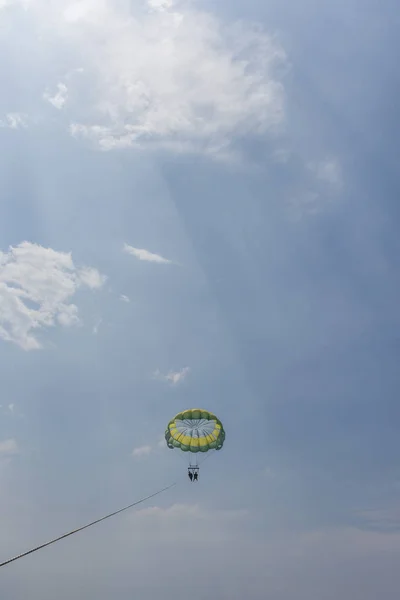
[165, 408, 225, 454]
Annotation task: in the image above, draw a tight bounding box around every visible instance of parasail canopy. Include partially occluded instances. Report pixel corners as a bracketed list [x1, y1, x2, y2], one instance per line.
[165, 408, 225, 453]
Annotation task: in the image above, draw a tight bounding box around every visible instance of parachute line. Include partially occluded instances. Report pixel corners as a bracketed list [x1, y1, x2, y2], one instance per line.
[0, 482, 176, 569]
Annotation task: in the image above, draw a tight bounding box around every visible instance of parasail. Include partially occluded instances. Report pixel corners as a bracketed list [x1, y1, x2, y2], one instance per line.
[165, 409, 225, 481]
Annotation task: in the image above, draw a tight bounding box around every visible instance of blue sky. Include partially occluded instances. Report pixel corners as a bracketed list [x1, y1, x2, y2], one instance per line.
[1, 0, 399, 597]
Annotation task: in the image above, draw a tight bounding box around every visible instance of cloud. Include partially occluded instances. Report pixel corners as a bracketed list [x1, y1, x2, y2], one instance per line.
[0, 439, 18, 457]
[356, 508, 400, 533]
[119, 294, 130, 303]
[3, 0, 286, 159]
[4, 509, 400, 599]
[43, 82, 68, 110]
[0, 403, 22, 418]
[134, 503, 249, 522]
[125, 503, 251, 549]
[147, 0, 174, 11]
[287, 157, 343, 219]
[165, 367, 190, 384]
[0, 241, 106, 350]
[92, 318, 102, 335]
[287, 191, 321, 219]
[78, 267, 107, 289]
[132, 445, 152, 458]
[154, 366, 190, 384]
[309, 157, 343, 188]
[0, 113, 28, 129]
[123, 243, 172, 264]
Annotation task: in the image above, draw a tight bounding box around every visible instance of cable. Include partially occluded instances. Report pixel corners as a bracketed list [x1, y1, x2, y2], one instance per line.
[0, 482, 176, 569]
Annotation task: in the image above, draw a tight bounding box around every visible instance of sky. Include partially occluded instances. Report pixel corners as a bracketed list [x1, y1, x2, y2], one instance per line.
[0, 0, 400, 597]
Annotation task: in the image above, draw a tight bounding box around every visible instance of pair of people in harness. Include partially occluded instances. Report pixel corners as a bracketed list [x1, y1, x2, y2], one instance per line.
[188, 468, 199, 482]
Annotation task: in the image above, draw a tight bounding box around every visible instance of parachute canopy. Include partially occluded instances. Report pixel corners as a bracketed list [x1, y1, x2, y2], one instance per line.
[165, 408, 225, 453]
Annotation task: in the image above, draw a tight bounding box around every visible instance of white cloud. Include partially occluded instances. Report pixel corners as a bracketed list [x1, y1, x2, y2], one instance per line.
[356, 507, 400, 532]
[147, 0, 174, 11]
[166, 367, 190, 384]
[154, 366, 190, 384]
[0, 113, 28, 129]
[3, 0, 286, 159]
[0, 439, 18, 457]
[288, 191, 321, 219]
[308, 157, 343, 188]
[0, 241, 106, 350]
[132, 445, 152, 458]
[135, 503, 248, 522]
[78, 267, 107, 289]
[92, 318, 102, 335]
[289, 157, 343, 218]
[123, 243, 172, 264]
[43, 82, 68, 110]
[119, 294, 130, 303]
[0, 403, 21, 417]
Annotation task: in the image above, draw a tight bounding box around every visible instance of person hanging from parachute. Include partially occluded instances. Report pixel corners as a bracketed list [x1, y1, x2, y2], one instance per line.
[188, 466, 199, 481]
[165, 409, 225, 481]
